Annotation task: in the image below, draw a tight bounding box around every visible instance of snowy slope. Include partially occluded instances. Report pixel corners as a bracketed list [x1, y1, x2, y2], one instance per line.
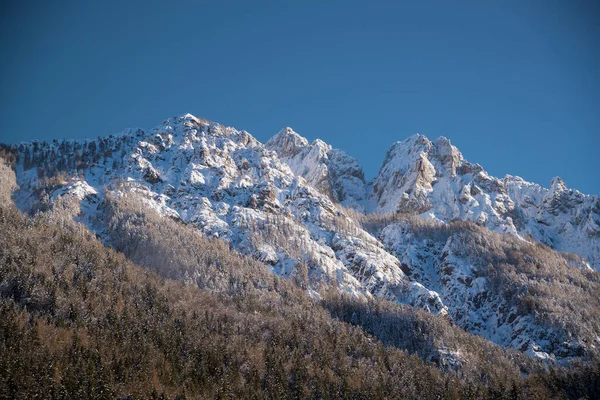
[7, 112, 599, 361]
[11, 114, 444, 314]
[368, 134, 600, 270]
[379, 220, 599, 361]
[266, 127, 368, 211]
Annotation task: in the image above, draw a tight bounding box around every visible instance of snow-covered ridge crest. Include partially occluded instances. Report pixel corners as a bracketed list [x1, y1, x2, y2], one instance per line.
[6, 112, 599, 361]
[266, 126, 368, 211]
[367, 134, 600, 270]
[11, 113, 446, 316]
[9, 110, 599, 275]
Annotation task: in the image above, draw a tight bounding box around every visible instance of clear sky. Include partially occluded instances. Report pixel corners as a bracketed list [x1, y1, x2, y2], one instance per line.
[1, 0, 598, 195]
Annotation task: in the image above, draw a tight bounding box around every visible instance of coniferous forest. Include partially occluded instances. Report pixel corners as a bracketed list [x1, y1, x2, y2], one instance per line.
[3, 1, 600, 397]
[1, 153, 600, 399]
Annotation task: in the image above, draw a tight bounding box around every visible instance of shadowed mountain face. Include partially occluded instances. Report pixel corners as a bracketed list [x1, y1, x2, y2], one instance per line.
[5, 113, 600, 362]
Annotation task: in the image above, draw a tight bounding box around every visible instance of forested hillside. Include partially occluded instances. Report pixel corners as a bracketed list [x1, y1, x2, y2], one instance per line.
[1, 156, 600, 399]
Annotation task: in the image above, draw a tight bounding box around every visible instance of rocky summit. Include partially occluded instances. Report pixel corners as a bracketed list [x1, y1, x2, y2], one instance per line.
[6, 113, 600, 361]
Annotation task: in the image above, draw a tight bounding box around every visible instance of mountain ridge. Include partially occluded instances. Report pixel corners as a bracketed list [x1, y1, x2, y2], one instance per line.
[262, 120, 599, 272]
[3, 112, 600, 362]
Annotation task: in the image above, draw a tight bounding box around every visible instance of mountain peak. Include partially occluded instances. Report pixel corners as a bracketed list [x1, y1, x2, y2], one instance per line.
[265, 128, 367, 208]
[276, 126, 302, 139]
[6, 111, 600, 366]
[434, 136, 453, 149]
[549, 176, 567, 193]
[379, 134, 434, 173]
[270, 127, 307, 144]
[405, 133, 431, 146]
[433, 136, 463, 176]
[266, 127, 309, 158]
[180, 113, 199, 120]
[311, 138, 332, 152]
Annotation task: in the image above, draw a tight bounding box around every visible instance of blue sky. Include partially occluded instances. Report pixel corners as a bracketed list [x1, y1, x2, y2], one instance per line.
[1, 0, 598, 194]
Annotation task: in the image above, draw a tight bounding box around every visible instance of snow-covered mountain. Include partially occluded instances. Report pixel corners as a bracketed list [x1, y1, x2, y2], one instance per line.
[266, 127, 368, 211]
[11, 114, 444, 313]
[6, 113, 600, 361]
[368, 134, 600, 269]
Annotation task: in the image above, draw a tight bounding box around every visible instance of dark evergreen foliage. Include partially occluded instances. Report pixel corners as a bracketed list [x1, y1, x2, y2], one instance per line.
[1, 156, 599, 399]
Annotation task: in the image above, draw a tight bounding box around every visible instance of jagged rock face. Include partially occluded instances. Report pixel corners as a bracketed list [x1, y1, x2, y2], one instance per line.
[368, 135, 600, 270]
[266, 128, 367, 211]
[12, 114, 444, 315]
[380, 222, 597, 360]
[504, 176, 600, 269]
[370, 135, 465, 215]
[8, 112, 599, 361]
[266, 128, 335, 199]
